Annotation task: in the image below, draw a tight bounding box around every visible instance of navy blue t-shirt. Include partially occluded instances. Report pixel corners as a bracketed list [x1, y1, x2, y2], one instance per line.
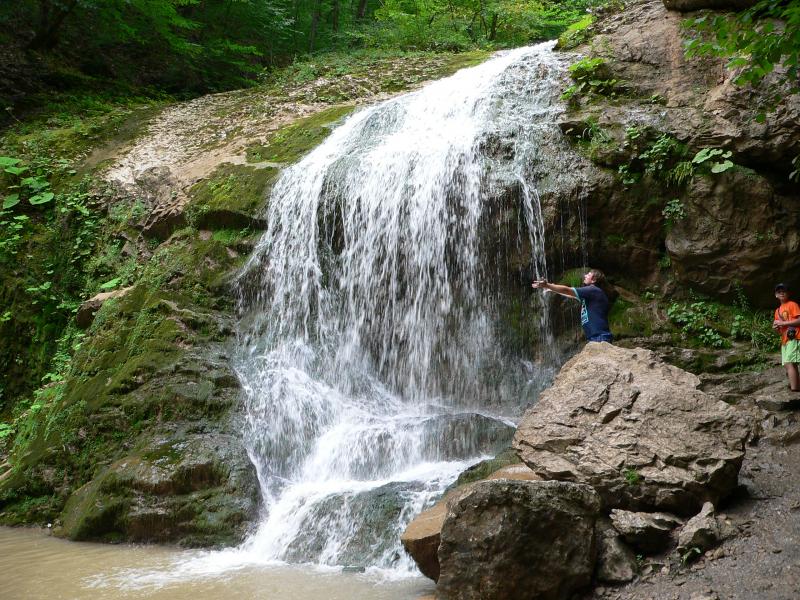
[572, 285, 612, 342]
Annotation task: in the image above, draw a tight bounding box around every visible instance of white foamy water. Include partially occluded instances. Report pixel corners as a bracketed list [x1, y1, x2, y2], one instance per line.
[230, 41, 572, 575]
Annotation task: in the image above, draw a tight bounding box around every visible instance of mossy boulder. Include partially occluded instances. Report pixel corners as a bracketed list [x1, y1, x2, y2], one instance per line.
[59, 430, 257, 546]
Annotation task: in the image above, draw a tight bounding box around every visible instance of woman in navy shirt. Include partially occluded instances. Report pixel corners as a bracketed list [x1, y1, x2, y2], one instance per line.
[532, 269, 613, 343]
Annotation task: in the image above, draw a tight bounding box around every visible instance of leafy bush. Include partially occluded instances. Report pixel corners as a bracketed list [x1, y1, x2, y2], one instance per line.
[557, 14, 595, 49]
[667, 300, 728, 348]
[562, 57, 619, 103]
[662, 198, 687, 228]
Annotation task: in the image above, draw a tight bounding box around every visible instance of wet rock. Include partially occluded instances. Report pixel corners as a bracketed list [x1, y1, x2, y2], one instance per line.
[283, 481, 425, 568]
[514, 344, 750, 516]
[677, 502, 736, 557]
[610, 509, 683, 554]
[436, 480, 601, 600]
[402, 462, 540, 581]
[420, 413, 514, 461]
[75, 286, 133, 329]
[58, 430, 258, 546]
[596, 518, 639, 583]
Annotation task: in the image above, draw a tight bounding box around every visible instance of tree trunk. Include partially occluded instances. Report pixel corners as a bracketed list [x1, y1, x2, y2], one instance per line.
[309, 0, 322, 52]
[356, 0, 368, 20]
[488, 13, 498, 42]
[331, 0, 340, 32]
[28, 0, 79, 50]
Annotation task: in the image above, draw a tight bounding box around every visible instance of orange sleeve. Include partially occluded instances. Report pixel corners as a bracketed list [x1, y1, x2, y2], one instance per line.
[791, 302, 800, 320]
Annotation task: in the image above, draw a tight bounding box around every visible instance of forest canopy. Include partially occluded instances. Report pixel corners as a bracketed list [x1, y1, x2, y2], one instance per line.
[0, 0, 602, 108]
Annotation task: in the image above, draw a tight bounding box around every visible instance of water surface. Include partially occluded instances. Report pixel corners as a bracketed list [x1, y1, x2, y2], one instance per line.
[0, 527, 432, 600]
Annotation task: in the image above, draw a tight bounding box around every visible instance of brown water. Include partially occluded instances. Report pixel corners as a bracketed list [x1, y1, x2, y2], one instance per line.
[0, 527, 434, 600]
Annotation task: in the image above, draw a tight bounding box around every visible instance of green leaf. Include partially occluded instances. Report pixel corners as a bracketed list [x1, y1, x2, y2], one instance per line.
[4, 166, 27, 176]
[2, 194, 20, 209]
[711, 160, 734, 173]
[99, 277, 121, 290]
[0, 156, 21, 168]
[28, 192, 55, 205]
[21, 176, 50, 192]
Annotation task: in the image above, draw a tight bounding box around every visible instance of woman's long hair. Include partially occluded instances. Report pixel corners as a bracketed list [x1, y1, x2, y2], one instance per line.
[589, 268, 617, 304]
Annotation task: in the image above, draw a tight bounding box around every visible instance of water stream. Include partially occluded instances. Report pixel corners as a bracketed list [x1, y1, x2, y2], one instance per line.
[233, 42, 572, 574]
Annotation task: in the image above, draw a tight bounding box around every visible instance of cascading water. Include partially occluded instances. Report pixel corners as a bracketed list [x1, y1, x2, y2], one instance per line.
[234, 42, 574, 574]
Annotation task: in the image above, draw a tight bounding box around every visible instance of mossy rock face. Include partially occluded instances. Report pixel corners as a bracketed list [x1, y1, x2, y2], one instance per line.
[247, 104, 355, 165]
[449, 447, 522, 489]
[0, 219, 260, 544]
[187, 163, 278, 229]
[58, 430, 258, 545]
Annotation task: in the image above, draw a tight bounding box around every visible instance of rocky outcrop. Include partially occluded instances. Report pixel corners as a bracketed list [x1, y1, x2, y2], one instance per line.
[75, 286, 133, 329]
[662, 0, 757, 11]
[513, 343, 750, 515]
[610, 509, 683, 553]
[59, 429, 257, 545]
[596, 518, 639, 584]
[436, 480, 601, 600]
[554, 0, 800, 305]
[401, 462, 540, 581]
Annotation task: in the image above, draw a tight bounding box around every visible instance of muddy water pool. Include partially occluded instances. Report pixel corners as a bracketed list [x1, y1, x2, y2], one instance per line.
[0, 527, 433, 600]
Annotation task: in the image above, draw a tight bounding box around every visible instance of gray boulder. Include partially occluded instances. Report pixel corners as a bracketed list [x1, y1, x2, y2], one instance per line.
[436, 480, 601, 600]
[610, 509, 683, 554]
[401, 463, 540, 581]
[677, 501, 737, 558]
[514, 343, 750, 515]
[596, 519, 639, 584]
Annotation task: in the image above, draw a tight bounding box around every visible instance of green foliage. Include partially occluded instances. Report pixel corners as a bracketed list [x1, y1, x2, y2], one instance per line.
[731, 284, 775, 351]
[562, 57, 619, 103]
[2, 0, 612, 116]
[662, 198, 686, 228]
[680, 546, 703, 565]
[617, 133, 694, 187]
[557, 14, 594, 50]
[692, 147, 735, 174]
[371, 0, 604, 51]
[667, 300, 728, 348]
[622, 468, 642, 485]
[683, 0, 800, 90]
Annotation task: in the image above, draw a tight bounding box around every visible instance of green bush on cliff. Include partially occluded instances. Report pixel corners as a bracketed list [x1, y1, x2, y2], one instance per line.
[562, 57, 620, 104]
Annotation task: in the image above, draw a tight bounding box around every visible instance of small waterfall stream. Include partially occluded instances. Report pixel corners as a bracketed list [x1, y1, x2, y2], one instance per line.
[233, 42, 573, 574]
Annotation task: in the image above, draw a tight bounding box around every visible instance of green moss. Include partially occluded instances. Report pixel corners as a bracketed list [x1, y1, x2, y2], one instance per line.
[255, 104, 355, 164]
[187, 163, 276, 227]
[558, 268, 586, 288]
[449, 448, 521, 489]
[556, 15, 595, 50]
[608, 298, 654, 339]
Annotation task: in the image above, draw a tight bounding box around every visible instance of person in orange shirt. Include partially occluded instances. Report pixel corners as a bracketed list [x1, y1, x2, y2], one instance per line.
[773, 283, 800, 391]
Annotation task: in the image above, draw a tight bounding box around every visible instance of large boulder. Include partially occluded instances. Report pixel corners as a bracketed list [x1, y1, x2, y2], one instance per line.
[436, 480, 601, 600]
[401, 463, 540, 581]
[514, 343, 750, 515]
[58, 428, 258, 546]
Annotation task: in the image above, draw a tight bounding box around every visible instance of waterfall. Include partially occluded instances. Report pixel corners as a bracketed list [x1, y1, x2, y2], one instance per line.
[234, 42, 572, 574]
